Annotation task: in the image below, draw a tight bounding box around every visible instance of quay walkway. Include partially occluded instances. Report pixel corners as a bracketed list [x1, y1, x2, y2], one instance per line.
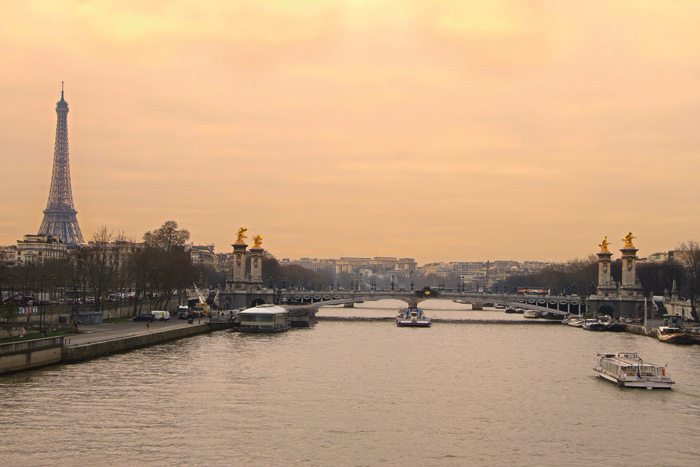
[64, 318, 209, 346]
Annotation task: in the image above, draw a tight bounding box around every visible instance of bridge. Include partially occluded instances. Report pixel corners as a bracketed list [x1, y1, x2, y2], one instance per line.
[277, 288, 585, 317]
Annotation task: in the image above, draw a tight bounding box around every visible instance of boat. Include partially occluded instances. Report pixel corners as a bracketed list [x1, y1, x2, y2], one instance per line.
[582, 319, 607, 331]
[656, 314, 695, 344]
[594, 352, 674, 389]
[567, 317, 584, 328]
[396, 308, 431, 327]
[686, 326, 700, 344]
[604, 321, 627, 332]
[598, 315, 626, 332]
[523, 310, 541, 319]
[563, 315, 584, 327]
[541, 311, 565, 320]
[657, 326, 695, 345]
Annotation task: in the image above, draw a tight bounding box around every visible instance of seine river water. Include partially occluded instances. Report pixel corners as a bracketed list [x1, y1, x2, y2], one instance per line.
[2, 300, 700, 467]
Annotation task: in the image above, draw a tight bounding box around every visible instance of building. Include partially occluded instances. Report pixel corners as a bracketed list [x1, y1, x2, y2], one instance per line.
[335, 257, 372, 274]
[0, 245, 17, 266]
[190, 244, 217, 268]
[15, 234, 67, 266]
[284, 258, 337, 274]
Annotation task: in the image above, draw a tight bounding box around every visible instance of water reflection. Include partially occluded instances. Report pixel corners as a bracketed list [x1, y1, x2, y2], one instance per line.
[1, 300, 699, 466]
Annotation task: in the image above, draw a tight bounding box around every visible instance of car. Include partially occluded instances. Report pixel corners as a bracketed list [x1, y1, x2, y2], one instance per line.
[133, 313, 155, 322]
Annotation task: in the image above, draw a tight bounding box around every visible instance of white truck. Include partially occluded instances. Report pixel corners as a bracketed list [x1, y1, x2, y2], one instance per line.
[177, 306, 190, 319]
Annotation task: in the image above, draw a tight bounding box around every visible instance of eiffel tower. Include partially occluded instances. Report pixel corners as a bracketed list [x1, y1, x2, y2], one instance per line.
[38, 84, 84, 246]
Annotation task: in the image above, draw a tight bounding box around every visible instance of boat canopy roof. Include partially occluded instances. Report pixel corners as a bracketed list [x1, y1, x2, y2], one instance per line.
[597, 352, 661, 368]
[240, 304, 288, 315]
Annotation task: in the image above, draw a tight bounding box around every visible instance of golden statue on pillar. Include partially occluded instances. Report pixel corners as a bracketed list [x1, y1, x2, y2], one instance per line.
[598, 236, 611, 253]
[622, 232, 636, 248]
[253, 234, 264, 248]
[235, 227, 247, 244]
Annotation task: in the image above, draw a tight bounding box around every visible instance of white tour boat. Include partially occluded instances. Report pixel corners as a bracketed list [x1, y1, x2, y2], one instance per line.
[594, 352, 674, 389]
[396, 308, 431, 327]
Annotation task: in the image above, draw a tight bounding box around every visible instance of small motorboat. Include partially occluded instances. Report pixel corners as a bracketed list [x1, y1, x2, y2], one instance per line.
[563, 316, 584, 327]
[598, 315, 626, 332]
[582, 319, 607, 331]
[523, 310, 541, 319]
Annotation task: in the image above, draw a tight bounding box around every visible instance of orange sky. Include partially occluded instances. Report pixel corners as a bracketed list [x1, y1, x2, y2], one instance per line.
[2, 1, 699, 264]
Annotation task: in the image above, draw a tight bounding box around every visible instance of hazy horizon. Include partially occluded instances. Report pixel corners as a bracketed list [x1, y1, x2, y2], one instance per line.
[2, 1, 699, 264]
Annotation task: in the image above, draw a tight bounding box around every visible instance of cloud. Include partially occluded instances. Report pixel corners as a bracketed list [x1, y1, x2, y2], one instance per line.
[1, 1, 699, 263]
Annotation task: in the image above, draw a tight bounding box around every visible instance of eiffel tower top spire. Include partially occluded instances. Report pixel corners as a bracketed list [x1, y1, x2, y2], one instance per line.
[38, 84, 84, 246]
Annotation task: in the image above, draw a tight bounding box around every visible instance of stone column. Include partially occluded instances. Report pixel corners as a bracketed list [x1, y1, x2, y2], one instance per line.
[619, 245, 643, 302]
[620, 246, 638, 288]
[595, 249, 618, 299]
[232, 242, 248, 285]
[597, 251, 613, 290]
[249, 247, 263, 286]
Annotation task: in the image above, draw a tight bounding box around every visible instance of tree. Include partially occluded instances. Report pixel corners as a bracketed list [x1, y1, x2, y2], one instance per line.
[124, 247, 159, 316]
[143, 220, 190, 252]
[0, 263, 22, 322]
[501, 256, 598, 296]
[76, 227, 126, 312]
[677, 240, 700, 321]
[141, 221, 193, 310]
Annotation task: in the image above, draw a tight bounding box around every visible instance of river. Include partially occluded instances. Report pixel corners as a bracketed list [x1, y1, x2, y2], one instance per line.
[2, 300, 699, 466]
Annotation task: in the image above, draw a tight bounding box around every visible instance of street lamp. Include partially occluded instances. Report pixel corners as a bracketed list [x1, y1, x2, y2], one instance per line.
[39, 274, 45, 334]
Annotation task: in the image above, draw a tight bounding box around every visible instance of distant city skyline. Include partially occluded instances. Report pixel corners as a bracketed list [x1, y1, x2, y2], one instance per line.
[2, 1, 699, 264]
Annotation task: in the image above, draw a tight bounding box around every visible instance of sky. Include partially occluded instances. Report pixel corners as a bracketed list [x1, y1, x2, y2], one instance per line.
[1, 0, 699, 265]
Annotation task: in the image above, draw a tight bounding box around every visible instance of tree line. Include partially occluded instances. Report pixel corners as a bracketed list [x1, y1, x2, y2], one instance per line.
[3, 223, 699, 321]
[498, 241, 700, 320]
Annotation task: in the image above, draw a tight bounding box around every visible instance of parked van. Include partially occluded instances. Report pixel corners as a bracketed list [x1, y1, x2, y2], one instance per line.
[151, 310, 170, 321]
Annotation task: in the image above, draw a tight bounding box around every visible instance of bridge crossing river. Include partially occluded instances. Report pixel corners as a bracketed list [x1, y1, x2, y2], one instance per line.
[280, 289, 584, 316]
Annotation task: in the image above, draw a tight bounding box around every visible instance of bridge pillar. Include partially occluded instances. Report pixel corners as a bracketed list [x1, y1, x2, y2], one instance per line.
[230, 241, 248, 288]
[596, 250, 615, 296]
[620, 246, 642, 298]
[250, 247, 263, 288]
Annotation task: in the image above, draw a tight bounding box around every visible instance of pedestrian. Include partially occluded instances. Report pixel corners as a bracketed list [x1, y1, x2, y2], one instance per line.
[147, 321, 150, 332]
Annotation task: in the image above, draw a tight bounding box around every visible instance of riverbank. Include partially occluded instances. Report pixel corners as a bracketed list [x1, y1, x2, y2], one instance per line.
[61, 322, 214, 364]
[1, 319, 232, 374]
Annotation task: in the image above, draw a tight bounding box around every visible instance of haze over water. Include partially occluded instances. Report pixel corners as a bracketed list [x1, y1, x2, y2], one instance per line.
[2, 300, 700, 466]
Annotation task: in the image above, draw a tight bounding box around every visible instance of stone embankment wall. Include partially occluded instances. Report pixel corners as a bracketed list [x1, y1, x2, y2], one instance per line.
[0, 337, 64, 374]
[61, 324, 211, 364]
